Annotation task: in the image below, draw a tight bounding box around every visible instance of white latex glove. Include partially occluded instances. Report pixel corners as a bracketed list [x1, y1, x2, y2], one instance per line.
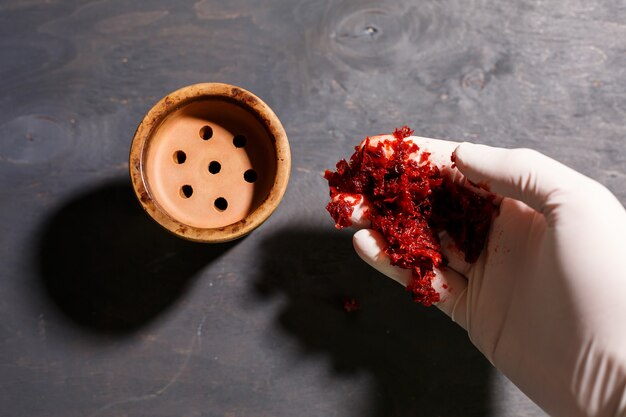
[342, 135, 626, 417]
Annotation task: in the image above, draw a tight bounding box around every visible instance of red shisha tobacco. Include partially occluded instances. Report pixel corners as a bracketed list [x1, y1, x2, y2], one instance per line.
[324, 127, 495, 306]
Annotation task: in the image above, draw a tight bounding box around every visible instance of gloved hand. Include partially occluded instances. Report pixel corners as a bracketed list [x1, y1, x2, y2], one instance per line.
[342, 135, 626, 417]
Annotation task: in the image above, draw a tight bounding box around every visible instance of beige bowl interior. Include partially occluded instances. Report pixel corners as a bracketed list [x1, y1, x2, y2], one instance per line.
[144, 100, 276, 229]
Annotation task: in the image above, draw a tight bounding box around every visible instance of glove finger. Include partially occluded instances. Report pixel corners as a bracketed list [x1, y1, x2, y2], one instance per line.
[438, 231, 473, 276]
[331, 136, 498, 231]
[353, 228, 469, 329]
[330, 193, 372, 229]
[365, 134, 460, 177]
[453, 142, 580, 214]
[365, 135, 494, 200]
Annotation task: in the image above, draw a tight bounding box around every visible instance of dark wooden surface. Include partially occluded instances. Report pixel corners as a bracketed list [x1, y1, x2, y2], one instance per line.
[2, 1, 625, 416]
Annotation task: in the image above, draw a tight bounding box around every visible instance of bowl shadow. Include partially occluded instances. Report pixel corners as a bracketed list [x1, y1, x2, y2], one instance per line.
[35, 180, 236, 335]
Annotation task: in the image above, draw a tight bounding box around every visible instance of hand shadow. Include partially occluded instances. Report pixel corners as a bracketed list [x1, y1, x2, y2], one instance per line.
[36, 180, 236, 336]
[254, 228, 493, 417]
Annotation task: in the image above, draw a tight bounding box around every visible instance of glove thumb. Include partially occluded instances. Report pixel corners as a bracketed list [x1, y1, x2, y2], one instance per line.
[453, 143, 583, 214]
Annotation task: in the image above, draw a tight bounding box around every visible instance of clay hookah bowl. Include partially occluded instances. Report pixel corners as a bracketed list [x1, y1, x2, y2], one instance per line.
[130, 83, 290, 242]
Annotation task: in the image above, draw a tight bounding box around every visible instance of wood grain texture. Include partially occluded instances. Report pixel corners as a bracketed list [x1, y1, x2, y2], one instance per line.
[1, 0, 625, 416]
